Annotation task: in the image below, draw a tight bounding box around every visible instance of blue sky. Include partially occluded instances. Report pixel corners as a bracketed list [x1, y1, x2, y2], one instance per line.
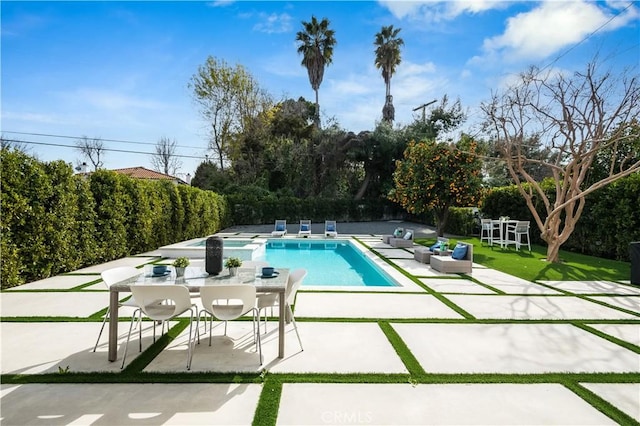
[2, 1, 639, 179]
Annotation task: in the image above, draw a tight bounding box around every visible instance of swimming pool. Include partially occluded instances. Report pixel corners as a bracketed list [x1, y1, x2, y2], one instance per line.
[259, 240, 398, 287]
[160, 237, 266, 259]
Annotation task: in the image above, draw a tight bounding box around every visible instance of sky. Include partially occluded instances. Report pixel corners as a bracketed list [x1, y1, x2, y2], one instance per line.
[2, 0, 639, 180]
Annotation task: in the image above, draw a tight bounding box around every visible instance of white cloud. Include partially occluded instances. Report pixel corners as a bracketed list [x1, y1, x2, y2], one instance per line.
[253, 12, 293, 34]
[479, 0, 638, 62]
[378, 0, 513, 22]
[207, 1, 235, 8]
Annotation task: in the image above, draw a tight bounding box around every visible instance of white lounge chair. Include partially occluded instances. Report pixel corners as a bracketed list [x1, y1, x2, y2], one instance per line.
[271, 220, 287, 237]
[324, 220, 338, 238]
[298, 220, 312, 237]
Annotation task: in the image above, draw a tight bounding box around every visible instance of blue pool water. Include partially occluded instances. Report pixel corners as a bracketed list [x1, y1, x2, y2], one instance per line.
[258, 240, 397, 287]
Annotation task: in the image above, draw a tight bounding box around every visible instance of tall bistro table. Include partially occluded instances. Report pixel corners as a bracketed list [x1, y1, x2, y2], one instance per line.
[490, 219, 518, 248]
[108, 266, 289, 362]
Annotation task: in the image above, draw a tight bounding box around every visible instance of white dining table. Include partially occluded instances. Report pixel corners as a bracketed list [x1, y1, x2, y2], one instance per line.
[107, 266, 289, 362]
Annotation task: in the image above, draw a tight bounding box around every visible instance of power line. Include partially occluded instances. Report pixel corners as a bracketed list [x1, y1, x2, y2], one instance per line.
[2, 138, 208, 160]
[2, 130, 205, 151]
[537, 2, 636, 75]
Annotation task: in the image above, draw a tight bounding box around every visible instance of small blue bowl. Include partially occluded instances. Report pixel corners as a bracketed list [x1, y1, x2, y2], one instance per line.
[153, 265, 168, 275]
[261, 267, 274, 277]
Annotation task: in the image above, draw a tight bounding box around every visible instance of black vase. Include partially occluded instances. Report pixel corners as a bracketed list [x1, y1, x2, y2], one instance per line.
[205, 236, 223, 275]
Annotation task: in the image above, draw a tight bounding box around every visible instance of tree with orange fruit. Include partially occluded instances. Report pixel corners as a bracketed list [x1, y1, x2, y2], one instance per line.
[389, 135, 483, 236]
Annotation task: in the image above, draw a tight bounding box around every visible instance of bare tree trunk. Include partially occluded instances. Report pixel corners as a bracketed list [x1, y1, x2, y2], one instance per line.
[354, 171, 371, 200]
[481, 59, 639, 263]
[314, 88, 320, 128]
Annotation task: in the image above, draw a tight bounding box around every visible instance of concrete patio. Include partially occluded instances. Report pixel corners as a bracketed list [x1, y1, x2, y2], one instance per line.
[1, 222, 639, 425]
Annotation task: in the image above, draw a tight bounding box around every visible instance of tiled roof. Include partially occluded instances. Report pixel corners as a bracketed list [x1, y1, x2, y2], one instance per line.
[112, 167, 186, 184]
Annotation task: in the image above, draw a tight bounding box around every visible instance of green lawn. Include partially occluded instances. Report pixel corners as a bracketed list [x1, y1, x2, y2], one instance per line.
[416, 237, 631, 283]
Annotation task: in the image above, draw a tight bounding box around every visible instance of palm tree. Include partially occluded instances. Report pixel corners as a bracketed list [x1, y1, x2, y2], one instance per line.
[296, 16, 336, 128]
[374, 25, 404, 124]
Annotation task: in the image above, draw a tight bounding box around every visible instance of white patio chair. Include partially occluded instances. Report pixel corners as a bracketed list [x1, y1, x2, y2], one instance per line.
[256, 269, 307, 351]
[298, 219, 312, 237]
[199, 284, 262, 364]
[271, 220, 287, 237]
[121, 285, 198, 370]
[480, 219, 493, 245]
[93, 266, 142, 352]
[324, 220, 338, 238]
[507, 220, 531, 251]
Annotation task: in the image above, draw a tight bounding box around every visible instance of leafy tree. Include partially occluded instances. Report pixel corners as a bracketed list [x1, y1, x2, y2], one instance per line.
[296, 16, 336, 128]
[389, 136, 483, 236]
[347, 122, 407, 200]
[189, 56, 271, 170]
[407, 95, 465, 141]
[151, 136, 182, 176]
[482, 60, 639, 262]
[374, 25, 404, 124]
[191, 161, 234, 194]
[585, 120, 640, 186]
[483, 135, 554, 187]
[75, 136, 105, 171]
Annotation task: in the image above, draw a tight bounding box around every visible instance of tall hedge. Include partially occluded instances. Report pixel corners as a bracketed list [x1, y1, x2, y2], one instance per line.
[480, 175, 640, 261]
[225, 193, 404, 225]
[1, 149, 230, 289]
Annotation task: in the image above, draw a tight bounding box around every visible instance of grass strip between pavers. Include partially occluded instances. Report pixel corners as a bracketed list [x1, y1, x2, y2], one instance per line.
[564, 381, 640, 426]
[572, 322, 640, 353]
[122, 319, 194, 373]
[4, 372, 639, 385]
[253, 378, 281, 426]
[378, 321, 425, 377]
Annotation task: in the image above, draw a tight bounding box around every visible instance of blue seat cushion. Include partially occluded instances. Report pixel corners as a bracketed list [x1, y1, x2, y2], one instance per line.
[326, 224, 335, 232]
[301, 224, 309, 231]
[276, 224, 285, 231]
[451, 243, 468, 260]
[429, 242, 440, 251]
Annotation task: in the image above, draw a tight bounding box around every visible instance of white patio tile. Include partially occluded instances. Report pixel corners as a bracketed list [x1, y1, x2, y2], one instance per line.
[0, 322, 163, 374]
[392, 323, 640, 374]
[277, 383, 615, 425]
[0, 383, 260, 425]
[445, 294, 639, 320]
[472, 268, 562, 294]
[581, 383, 640, 422]
[587, 324, 640, 346]
[7, 274, 100, 290]
[375, 248, 414, 259]
[587, 296, 640, 315]
[538, 280, 640, 295]
[265, 322, 407, 374]
[419, 278, 497, 294]
[0, 292, 110, 317]
[294, 292, 463, 319]
[71, 257, 158, 273]
[390, 258, 448, 277]
[148, 321, 408, 374]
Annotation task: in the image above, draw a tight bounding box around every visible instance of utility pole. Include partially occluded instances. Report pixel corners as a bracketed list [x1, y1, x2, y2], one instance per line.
[413, 99, 437, 122]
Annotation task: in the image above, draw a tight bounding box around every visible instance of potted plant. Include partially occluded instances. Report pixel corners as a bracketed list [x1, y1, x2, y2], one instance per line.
[224, 257, 242, 276]
[172, 257, 190, 277]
